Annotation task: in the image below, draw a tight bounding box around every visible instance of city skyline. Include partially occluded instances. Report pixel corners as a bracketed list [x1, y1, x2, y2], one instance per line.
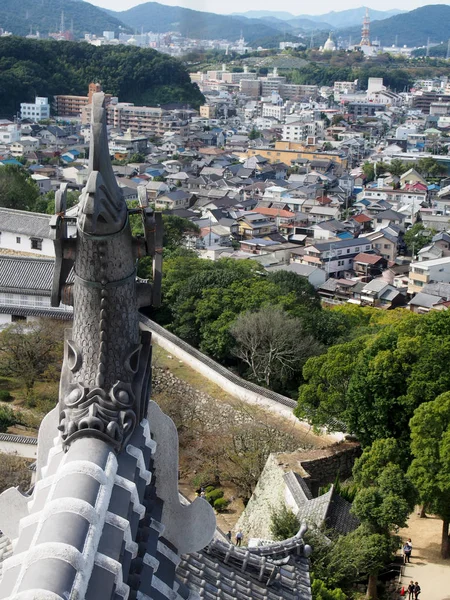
[87, 0, 450, 16]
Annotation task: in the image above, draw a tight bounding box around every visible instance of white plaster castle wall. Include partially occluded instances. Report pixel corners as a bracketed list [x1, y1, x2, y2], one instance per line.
[0, 440, 37, 459]
[145, 325, 345, 443]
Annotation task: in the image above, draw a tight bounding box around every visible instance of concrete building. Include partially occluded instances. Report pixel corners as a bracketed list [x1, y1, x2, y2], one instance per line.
[408, 256, 450, 294]
[54, 82, 108, 117]
[20, 97, 50, 121]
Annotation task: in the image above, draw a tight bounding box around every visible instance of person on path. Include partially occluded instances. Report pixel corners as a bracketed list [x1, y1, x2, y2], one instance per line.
[403, 540, 412, 563]
[414, 582, 421, 600]
[226, 531, 232, 543]
[407, 581, 415, 600]
[235, 531, 243, 546]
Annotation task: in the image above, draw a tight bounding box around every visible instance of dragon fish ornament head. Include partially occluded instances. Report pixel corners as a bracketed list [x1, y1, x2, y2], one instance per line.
[51, 92, 163, 452]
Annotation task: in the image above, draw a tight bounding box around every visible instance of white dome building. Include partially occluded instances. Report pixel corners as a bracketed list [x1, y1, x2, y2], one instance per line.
[323, 33, 336, 52]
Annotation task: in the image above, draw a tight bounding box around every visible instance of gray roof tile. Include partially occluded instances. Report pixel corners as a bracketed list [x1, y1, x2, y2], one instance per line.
[0, 208, 52, 238]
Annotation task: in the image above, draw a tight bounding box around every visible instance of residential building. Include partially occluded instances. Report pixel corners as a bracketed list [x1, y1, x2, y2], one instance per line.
[154, 190, 192, 210]
[360, 278, 405, 307]
[348, 102, 385, 118]
[295, 238, 373, 277]
[236, 213, 277, 239]
[408, 256, 450, 294]
[362, 228, 398, 261]
[101, 103, 189, 137]
[20, 97, 50, 121]
[266, 263, 327, 288]
[55, 82, 109, 117]
[353, 253, 388, 279]
[0, 123, 20, 145]
[282, 121, 324, 142]
[31, 174, 51, 194]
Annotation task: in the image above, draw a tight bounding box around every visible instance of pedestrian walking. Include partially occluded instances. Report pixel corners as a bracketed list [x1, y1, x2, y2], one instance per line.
[407, 581, 415, 600]
[414, 582, 421, 600]
[226, 531, 232, 543]
[403, 540, 412, 563]
[235, 531, 243, 546]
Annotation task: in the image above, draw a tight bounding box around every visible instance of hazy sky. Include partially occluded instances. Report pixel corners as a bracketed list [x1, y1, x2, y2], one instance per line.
[89, 0, 449, 15]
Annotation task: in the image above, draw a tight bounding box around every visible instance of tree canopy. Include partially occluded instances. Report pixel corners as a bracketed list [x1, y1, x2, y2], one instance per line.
[297, 308, 450, 449]
[408, 391, 450, 558]
[0, 37, 204, 117]
[0, 165, 40, 210]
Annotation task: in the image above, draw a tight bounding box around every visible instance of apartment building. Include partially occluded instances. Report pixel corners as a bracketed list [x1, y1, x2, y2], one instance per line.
[108, 103, 189, 137]
[282, 120, 324, 142]
[334, 81, 358, 94]
[20, 97, 50, 121]
[54, 83, 110, 117]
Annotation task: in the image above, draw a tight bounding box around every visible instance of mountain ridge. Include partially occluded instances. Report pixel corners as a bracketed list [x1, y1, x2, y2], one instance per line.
[232, 7, 405, 27]
[0, 0, 130, 38]
[337, 4, 450, 46]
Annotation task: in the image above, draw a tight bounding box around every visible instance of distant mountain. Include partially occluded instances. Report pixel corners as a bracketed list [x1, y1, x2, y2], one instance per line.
[288, 18, 332, 32]
[109, 2, 283, 44]
[0, 0, 129, 38]
[303, 7, 405, 28]
[232, 10, 295, 21]
[338, 4, 450, 47]
[233, 7, 404, 28]
[257, 15, 330, 32]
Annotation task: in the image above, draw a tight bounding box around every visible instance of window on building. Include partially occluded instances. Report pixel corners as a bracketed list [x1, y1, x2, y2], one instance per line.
[384, 244, 391, 249]
[16, 237, 21, 244]
[31, 238, 43, 250]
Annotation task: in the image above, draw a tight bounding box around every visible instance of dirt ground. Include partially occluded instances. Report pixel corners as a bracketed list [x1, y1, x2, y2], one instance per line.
[399, 511, 450, 600]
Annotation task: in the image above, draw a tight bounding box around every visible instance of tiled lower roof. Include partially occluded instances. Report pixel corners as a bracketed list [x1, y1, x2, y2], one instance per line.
[0, 305, 73, 320]
[0, 433, 37, 445]
[177, 536, 312, 600]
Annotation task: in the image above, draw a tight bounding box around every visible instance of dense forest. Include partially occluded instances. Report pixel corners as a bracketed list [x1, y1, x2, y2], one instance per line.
[0, 0, 129, 38]
[0, 37, 204, 118]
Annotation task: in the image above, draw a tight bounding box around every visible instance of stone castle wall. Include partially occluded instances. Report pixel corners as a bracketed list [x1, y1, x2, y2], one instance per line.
[236, 443, 361, 540]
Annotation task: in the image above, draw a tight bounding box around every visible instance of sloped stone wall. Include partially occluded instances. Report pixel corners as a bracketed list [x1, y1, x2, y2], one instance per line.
[236, 443, 361, 540]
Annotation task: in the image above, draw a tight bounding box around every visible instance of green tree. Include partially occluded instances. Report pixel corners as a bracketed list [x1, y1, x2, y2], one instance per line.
[296, 337, 367, 431]
[270, 504, 300, 540]
[248, 128, 261, 140]
[329, 526, 397, 599]
[415, 157, 446, 178]
[388, 159, 408, 177]
[0, 405, 18, 433]
[0, 165, 40, 210]
[404, 223, 435, 256]
[408, 391, 450, 558]
[362, 162, 388, 183]
[266, 270, 321, 313]
[129, 152, 146, 163]
[311, 578, 347, 600]
[350, 439, 417, 598]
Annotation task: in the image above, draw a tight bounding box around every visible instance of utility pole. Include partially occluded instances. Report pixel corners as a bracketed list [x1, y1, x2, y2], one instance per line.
[446, 39, 450, 60]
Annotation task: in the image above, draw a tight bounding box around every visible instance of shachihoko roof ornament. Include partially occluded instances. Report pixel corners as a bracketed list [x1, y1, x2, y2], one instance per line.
[0, 92, 216, 600]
